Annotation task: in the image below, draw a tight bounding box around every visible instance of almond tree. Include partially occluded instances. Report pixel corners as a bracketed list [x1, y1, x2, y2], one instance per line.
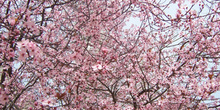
[0, 0, 219, 109]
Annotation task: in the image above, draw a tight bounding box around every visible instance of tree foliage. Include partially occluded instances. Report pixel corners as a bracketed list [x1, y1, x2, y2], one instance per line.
[0, 0, 220, 109]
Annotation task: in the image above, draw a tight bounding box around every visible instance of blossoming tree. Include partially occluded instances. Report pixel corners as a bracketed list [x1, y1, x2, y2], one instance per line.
[0, 0, 220, 109]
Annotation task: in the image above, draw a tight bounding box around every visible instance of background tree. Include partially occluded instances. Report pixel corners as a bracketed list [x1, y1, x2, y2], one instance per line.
[0, 0, 219, 109]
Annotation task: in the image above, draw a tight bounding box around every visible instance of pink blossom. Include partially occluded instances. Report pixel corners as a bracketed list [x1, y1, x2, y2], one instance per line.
[102, 48, 110, 53]
[7, 18, 16, 25]
[40, 98, 56, 107]
[18, 48, 28, 61]
[1, 0, 220, 109]
[17, 39, 30, 49]
[92, 64, 102, 71]
[0, 90, 8, 105]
